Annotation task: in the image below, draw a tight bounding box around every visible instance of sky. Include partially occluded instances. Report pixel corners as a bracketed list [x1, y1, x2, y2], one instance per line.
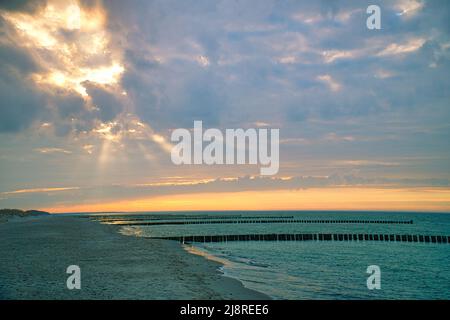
[0, 0, 449, 213]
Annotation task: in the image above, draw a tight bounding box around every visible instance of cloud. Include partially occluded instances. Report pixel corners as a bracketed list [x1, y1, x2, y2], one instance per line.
[83, 81, 124, 122]
[83, 144, 94, 154]
[316, 74, 341, 92]
[0, 0, 46, 13]
[2, 174, 449, 209]
[0, 44, 46, 132]
[377, 38, 426, 56]
[2, 186, 80, 195]
[34, 147, 72, 154]
[323, 133, 355, 142]
[2, 0, 446, 135]
[0, 0, 126, 134]
[395, 0, 424, 17]
[0, 0, 450, 210]
[196, 55, 210, 67]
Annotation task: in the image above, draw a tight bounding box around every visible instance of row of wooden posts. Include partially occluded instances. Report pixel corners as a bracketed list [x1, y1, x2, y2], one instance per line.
[150, 233, 450, 244]
[116, 219, 414, 226]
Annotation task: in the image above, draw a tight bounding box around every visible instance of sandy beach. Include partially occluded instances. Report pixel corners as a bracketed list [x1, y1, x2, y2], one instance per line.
[0, 215, 268, 300]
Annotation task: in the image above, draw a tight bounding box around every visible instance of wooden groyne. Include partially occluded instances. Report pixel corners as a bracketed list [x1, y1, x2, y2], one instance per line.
[149, 233, 450, 244]
[97, 215, 294, 223]
[116, 219, 413, 226]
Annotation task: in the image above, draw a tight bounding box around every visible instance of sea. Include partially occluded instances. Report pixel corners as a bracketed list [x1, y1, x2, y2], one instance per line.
[92, 211, 450, 299]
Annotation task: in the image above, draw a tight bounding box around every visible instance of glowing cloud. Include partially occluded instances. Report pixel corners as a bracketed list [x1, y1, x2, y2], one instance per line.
[3, 187, 80, 195]
[377, 38, 426, 57]
[317, 74, 341, 92]
[395, 0, 424, 17]
[34, 147, 72, 154]
[1, 0, 124, 97]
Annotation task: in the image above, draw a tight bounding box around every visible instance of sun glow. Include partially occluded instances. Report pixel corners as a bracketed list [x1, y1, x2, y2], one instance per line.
[1, 0, 124, 96]
[41, 187, 450, 213]
[50, 72, 66, 86]
[80, 64, 124, 85]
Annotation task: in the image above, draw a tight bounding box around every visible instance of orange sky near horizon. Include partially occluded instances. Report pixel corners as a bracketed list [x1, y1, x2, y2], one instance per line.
[41, 187, 450, 213]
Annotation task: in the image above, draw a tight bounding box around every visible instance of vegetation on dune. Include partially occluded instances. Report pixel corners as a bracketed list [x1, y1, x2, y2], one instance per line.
[0, 209, 50, 221]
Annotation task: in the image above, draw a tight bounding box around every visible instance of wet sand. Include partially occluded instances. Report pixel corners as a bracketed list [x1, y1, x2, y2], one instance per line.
[0, 215, 268, 299]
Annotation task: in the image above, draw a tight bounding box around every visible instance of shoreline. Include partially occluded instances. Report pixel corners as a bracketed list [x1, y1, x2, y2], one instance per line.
[0, 214, 268, 300]
[109, 218, 270, 300]
[113, 221, 270, 300]
[181, 244, 272, 299]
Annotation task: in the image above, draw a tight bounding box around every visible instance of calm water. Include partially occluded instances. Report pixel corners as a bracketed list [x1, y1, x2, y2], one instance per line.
[95, 211, 450, 299]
